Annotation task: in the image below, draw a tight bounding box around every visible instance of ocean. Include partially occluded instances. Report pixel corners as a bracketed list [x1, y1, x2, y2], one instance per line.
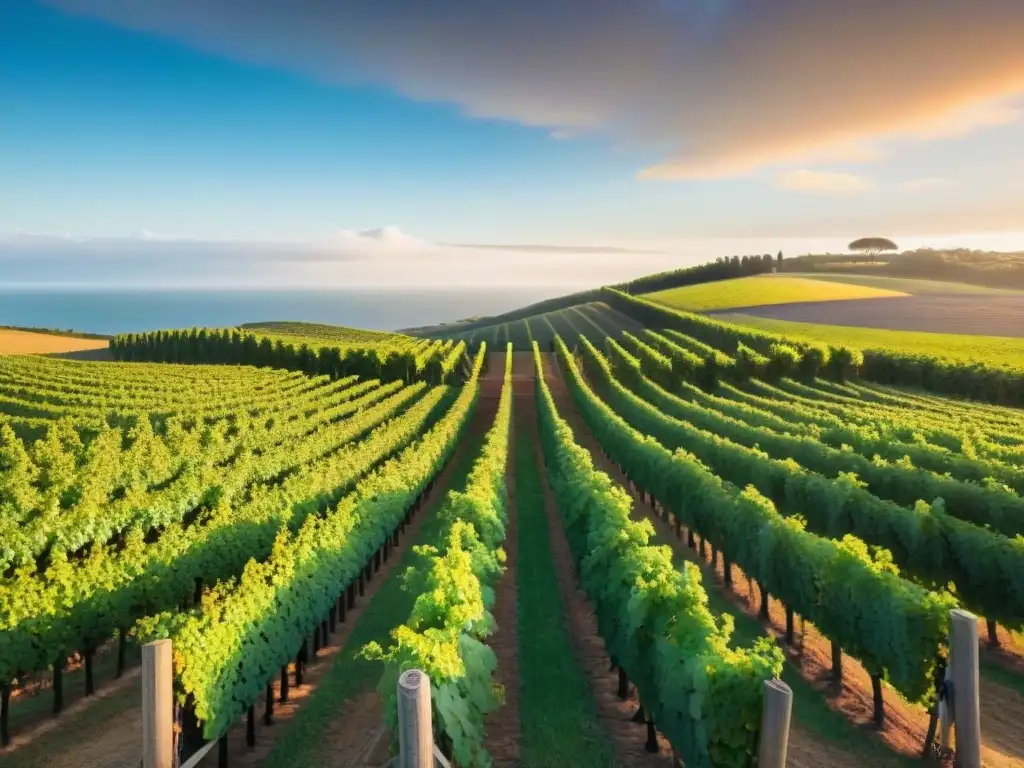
[0, 288, 562, 336]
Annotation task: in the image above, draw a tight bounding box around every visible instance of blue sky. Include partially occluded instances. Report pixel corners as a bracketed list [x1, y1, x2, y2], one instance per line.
[3, 0, 1024, 288]
[2, 1, 652, 244]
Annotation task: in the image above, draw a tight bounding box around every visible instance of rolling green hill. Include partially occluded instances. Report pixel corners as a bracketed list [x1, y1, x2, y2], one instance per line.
[240, 321, 413, 345]
[644, 275, 906, 312]
[437, 301, 643, 350]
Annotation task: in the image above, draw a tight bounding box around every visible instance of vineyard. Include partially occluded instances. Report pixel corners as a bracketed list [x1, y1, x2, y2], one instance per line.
[2, 299, 1024, 768]
[238, 322, 412, 345]
[436, 301, 644, 351]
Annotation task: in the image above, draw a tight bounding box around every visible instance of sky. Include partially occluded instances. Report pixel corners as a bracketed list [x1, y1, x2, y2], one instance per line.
[3, 0, 1024, 289]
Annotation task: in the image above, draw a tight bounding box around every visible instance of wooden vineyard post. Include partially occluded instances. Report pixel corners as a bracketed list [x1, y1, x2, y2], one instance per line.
[757, 679, 792, 768]
[397, 669, 433, 768]
[142, 639, 173, 768]
[1, 683, 10, 748]
[951, 609, 981, 768]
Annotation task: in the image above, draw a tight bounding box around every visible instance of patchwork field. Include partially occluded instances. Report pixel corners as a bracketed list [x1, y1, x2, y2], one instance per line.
[645, 275, 906, 312]
[716, 312, 1024, 369]
[0, 328, 110, 356]
[787, 273, 1024, 296]
[722, 295, 1024, 338]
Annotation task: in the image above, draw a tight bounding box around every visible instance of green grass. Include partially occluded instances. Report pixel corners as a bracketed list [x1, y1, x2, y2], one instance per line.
[263, 429, 487, 768]
[716, 313, 1024, 370]
[645, 275, 906, 312]
[784, 273, 1024, 296]
[516, 410, 617, 768]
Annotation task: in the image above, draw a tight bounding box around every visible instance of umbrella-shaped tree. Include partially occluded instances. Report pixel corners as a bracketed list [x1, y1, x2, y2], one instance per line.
[848, 237, 898, 262]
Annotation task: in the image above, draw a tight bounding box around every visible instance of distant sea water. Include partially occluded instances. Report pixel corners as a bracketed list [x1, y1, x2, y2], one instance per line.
[0, 288, 564, 336]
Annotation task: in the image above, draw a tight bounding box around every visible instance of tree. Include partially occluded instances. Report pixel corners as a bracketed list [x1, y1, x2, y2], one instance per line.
[848, 237, 898, 262]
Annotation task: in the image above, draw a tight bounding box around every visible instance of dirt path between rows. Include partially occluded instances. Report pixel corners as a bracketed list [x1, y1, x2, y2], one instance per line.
[542, 352, 1024, 768]
[526, 353, 677, 768]
[2, 647, 141, 753]
[1, 667, 143, 768]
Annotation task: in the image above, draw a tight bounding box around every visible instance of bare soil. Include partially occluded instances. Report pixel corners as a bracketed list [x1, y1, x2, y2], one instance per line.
[981, 623, 1024, 672]
[2, 639, 142, 762]
[0, 668, 142, 768]
[718, 295, 1024, 337]
[0, 330, 110, 355]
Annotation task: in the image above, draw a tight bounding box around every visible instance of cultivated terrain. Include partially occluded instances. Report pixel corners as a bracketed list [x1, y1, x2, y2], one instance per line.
[2, 256, 1024, 768]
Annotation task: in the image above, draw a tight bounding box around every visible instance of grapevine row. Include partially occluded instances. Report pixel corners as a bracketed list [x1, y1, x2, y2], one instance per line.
[1, 378, 413, 569]
[575, 335, 1024, 630]
[111, 327, 468, 385]
[133, 347, 487, 743]
[536, 342, 784, 767]
[0, 376, 454, 692]
[367, 344, 514, 768]
[606, 336, 1024, 537]
[600, 287, 1024, 405]
[554, 336, 956, 719]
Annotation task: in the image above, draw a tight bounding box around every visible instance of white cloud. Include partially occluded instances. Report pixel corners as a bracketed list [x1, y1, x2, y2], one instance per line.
[130, 228, 188, 241]
[326, 226, 431, 254]
[777, 170, 874, 194]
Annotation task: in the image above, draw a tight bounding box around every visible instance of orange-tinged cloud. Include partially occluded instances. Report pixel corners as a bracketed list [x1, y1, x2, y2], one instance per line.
[46, 1, 1024, 178]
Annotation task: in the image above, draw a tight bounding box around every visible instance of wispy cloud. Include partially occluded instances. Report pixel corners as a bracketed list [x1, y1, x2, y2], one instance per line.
[42, 1, 1024, 179]
[0, 227, 689, 290]
[327, 226, 432, 255]
[777, 170, 874, 194]
[450, 242, 657, 254]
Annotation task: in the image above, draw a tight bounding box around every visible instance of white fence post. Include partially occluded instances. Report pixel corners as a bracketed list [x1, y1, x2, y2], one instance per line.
[398, 669, 433, 768]
[142, 639, 173, 768]
[950, 609, 981, 768]
[757, 678, 793, 768]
